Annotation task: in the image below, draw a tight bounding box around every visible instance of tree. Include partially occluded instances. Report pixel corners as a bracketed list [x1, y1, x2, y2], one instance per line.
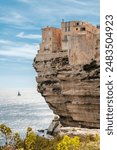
[0, 124, 12, 145]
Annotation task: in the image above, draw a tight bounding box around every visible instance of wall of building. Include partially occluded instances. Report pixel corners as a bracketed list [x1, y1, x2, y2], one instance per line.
[61, 21, 100, 65]
[39, 21, 100, 65]
[40, 27, 61, 53]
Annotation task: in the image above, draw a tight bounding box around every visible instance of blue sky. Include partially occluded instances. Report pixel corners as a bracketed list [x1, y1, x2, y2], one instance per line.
[0, 0, 99, 89]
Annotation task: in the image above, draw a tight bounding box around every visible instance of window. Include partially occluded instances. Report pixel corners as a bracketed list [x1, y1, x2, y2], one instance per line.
[77, 22, 79, 26]
[76, 28, 78, 31]
[68, 22, 70, 31]
[65, 22, 67, 27]
[65, 22, 67, 32]
[64, 35, 68, 41]
[44, 45, 49, 50]
[80, 27, 86, 31]
[68, 22, 70, 26]
[68, 26, 70, 31]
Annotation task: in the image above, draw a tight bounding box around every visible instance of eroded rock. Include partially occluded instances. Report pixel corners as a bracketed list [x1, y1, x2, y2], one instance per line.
[33, 20, 100, 128]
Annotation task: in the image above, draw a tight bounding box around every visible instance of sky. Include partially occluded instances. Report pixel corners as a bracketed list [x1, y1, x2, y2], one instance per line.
[0, 0, 100, 89]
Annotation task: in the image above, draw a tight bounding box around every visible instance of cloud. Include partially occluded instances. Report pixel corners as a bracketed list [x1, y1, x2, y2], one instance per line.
[17, 0, 33, 3]
[0, 39, 15, 45]
[0, 6, 40, 30]
[0, 0, 99, 30]
[18, 0, 87, 6]
[16, 32, 42, 39]
[65, 0, 87, 5]
[0, 10, 33, 27]
[0, 0, 99, 60]
[0, 39, 39, 59]
[17, 0, 99, 18]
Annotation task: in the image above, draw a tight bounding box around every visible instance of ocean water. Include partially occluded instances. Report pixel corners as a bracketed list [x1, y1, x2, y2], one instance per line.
[0, 88, 54, 145]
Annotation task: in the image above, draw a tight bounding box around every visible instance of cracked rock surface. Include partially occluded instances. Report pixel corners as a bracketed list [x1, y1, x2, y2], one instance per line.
[33, 52, 100, 128]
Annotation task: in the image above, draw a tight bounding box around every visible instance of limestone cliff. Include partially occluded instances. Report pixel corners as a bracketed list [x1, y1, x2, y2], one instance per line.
[33, 21, 100, 128]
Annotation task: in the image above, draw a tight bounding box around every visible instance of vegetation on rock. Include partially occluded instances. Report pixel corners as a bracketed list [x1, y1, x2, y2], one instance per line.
[0, 124, 100, 150]
[57, 135, 80, 150]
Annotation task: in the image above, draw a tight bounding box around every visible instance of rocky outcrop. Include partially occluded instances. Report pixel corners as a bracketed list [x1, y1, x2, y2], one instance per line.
[33, 21, 100, 128]
[58, 127, 100, 141]
[47, 115, 62, 135]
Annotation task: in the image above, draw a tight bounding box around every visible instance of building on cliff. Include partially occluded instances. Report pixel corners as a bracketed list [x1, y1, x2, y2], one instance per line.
[39, 21, 100, 65]
[34, 21, 100, 128]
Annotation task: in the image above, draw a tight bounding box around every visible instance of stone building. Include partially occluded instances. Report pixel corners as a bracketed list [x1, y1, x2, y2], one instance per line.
[40, 27, 61, 53]
[39, 21, 100, 65]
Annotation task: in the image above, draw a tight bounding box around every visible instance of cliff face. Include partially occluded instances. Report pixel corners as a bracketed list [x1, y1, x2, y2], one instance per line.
[33, 21, 100, 128]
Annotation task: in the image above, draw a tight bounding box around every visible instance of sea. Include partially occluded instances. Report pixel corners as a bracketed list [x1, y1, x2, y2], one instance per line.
[0, 88, 54, 146]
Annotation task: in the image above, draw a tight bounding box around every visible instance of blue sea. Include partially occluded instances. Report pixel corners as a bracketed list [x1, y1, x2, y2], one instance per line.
[0, 88, 54, 146]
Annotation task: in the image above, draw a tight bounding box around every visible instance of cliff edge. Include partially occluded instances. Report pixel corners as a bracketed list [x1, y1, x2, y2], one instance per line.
[33, 21, 100, 128]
